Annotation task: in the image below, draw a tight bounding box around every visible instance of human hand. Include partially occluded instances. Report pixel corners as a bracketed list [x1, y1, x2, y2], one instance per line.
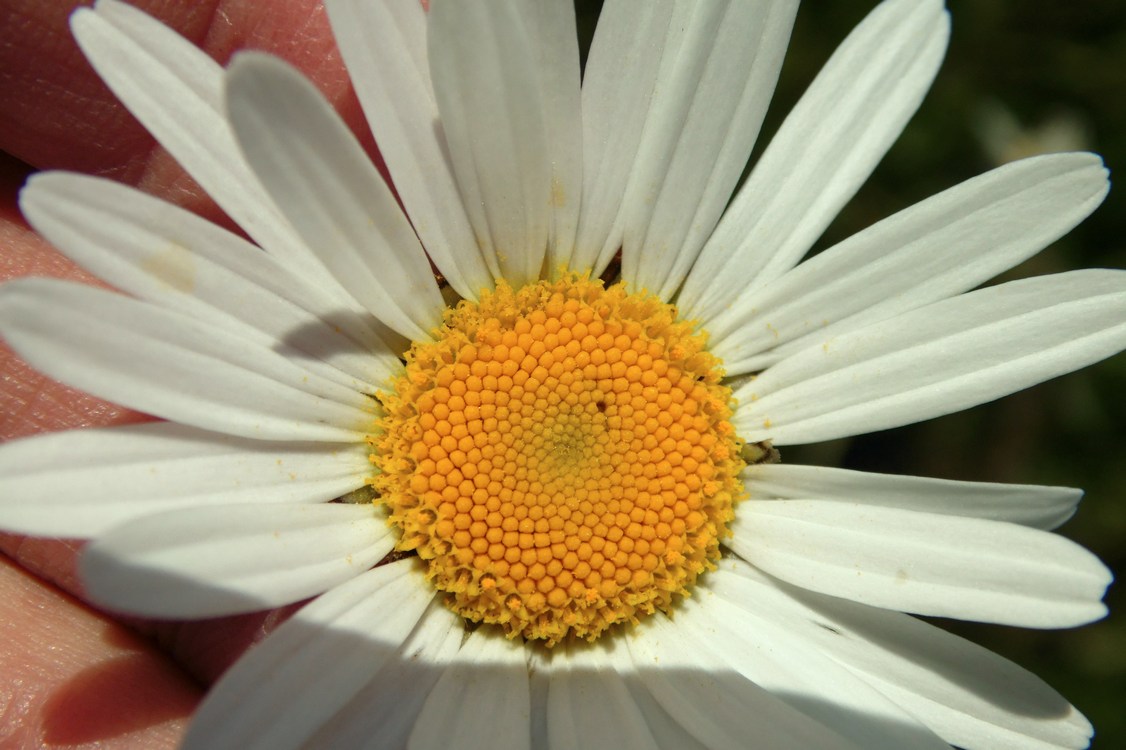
[0, 1, 386, 745]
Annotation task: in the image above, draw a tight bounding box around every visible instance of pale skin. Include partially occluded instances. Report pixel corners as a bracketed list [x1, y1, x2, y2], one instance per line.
[0, 1, 394, 745]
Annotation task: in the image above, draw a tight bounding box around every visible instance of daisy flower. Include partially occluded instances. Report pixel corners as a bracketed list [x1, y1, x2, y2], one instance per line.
[1, 0, 1124, 748]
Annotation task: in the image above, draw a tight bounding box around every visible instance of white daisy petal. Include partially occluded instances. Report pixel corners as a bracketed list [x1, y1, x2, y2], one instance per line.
[521, 0, 583, 275]
[70, 0, 322, 280]
[617, 687, 709, 750]
[545, 651, 705, 750]
[616, 0, 799, 300]
[713, 562, 1094, 750]
[545, 641, 659, 750]
[0, 422, 370, 538]
[81, 503, 394, 618]
[745, 463, 1083, 530]
[409, 628, 532, 750]
[324, 0, 493, 301]
[0, 278, 375, 442]
[680, 0, 949, 320]
[735, 270, 1126, 445]
[427, 0, 552, 288]
[729, 500, 1111, 627]
[628, 613, 871, 750]
[570, 0, 681, 276]
[677, 591, 952, 749]
[183, 559, 434, 750]
[306, 601, 464, 750]
[19, 172, 399, 389]
[710, 153, 1110, 373]
[72, 0, 412, 358]
[224, 53, 445, 343]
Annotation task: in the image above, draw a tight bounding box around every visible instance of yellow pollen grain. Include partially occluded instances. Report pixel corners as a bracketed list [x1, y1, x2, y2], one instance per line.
[372, 274, 744, 646]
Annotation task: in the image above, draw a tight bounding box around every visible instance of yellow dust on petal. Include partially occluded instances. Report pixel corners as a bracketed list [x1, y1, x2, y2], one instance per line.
[372, 274, 744, 645]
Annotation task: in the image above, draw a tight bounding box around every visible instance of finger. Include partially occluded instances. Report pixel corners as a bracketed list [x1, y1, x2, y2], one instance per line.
[0, 0, 384, 220]
[0, 532, 301, 690]
[0, 0, 157, 179]
[0, 0, 394, 694]
[0, 552, 200, 748]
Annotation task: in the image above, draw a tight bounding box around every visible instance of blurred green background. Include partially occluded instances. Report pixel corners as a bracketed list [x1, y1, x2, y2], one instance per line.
[577, 0, 1126, 746]
[779, 3, 1126, 747]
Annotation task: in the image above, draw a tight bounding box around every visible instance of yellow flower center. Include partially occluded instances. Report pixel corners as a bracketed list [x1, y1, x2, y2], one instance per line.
[372, 275, 744, 645]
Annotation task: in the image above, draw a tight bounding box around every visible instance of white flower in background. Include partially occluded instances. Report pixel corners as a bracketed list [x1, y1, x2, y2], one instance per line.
[974, 99, 1093, 166]
[1, 0, 1124, 748]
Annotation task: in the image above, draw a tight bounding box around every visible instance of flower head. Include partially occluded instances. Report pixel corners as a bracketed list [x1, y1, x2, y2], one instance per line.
[1, 0, 1124, 748]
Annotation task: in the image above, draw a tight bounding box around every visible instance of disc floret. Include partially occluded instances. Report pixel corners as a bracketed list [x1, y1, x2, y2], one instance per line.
[373, 274, 744, 645]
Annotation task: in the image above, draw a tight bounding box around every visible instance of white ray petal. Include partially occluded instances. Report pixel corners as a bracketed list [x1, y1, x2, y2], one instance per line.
[712, 561, 1093, 750]
[744, 463, 1082, 530]
[324, 0, 493, 301]
[709, 153, 1109, 373]
[545, 641, 659, 750]
[71, 1, 406, 356]
[627, 613, 872, 750]
[734, 270, 1126, 445]
[617, 686, 710, 750]
[409, 628, 531, 750]
[427, 0, 553, 288]
[225, 53, 444, 342]
[182, 559, 435, 750]
[570, 0, 681, 276]
[680, 0, 949, 320]
[616, 0, 799, 300]
[20, 172, 399, 388]
[0, 279, 375, 442]
[81, 503, 394, 618]
[729, 500, 1111, 627]
[676, 591, 952, 749]
[306, 601, 464, 750]
[0, 422, 370, 537]
[521, 0, 582, 276]
[71, 0, 322, 280]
